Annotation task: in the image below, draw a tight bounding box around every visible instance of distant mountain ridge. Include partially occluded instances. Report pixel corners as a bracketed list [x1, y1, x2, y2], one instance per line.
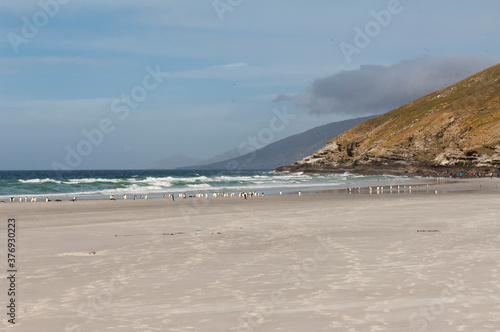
[178, 116, 376, 170]
[142, 154, 203, 170]
[142, 149, 242, 170]
[277, 63, 500, 176]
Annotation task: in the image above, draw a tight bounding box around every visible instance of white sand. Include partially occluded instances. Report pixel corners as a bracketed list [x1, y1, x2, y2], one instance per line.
[1, 178, 500, 331]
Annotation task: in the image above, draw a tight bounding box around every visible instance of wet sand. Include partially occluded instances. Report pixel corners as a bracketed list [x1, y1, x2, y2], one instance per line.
[1, 178, 500, 331]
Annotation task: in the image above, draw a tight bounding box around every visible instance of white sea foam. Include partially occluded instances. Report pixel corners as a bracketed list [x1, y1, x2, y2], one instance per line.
[18, 178, 62, 184]
[63, 178, 122, 184]
[186, 184, 213, 189]
[3, 171, 420, 200]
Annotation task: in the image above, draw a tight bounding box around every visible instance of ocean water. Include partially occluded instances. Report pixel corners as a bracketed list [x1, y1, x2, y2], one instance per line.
[0, 170, 419, 200]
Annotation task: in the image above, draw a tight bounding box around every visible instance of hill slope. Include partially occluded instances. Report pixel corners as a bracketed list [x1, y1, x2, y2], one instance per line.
[179, 116, 375, 170]
[142, 154, 203, 169]
[277, 63, 500, 176]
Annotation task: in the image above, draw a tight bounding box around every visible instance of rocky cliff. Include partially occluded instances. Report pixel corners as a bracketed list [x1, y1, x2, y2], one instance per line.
[277, 63, 500, 176]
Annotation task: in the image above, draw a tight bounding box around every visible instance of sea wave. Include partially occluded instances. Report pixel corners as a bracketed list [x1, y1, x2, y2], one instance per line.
[62, 178, 123, 184]
[18, 178, 62, 184]
[0, 170, 421, 200]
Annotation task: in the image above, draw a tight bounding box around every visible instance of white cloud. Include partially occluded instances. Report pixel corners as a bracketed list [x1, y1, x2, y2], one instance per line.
[0, 56, 133, 67]
[296, 56, 499, 115]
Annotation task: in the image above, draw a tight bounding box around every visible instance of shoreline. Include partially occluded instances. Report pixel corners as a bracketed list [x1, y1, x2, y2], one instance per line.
[276, 164, 500, 178]
[1, 178, 499, 331]
[3, 175, 498, 203]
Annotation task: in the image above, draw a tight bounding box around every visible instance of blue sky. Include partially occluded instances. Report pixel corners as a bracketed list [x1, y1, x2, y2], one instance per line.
[0, 0, 499, 170]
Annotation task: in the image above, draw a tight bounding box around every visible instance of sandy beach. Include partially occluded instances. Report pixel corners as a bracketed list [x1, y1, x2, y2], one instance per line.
[1, 178, 500, 331]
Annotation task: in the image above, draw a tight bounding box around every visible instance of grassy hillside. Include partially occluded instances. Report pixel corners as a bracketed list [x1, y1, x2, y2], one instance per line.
[278, 63, 500, 176]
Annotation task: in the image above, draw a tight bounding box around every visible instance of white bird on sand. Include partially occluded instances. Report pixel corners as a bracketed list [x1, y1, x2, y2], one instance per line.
[298, 191, 302, 197]
[145, 195, 148, 200]
[123, 194, 127, 200]
[280, 191, 282, 196]
[110, 195, 115, 200]
[10, 197, 14, 203]
[71, 197, 77, 202]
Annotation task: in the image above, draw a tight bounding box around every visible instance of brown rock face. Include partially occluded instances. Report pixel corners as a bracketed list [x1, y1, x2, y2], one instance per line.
[277, 64, 500, 176]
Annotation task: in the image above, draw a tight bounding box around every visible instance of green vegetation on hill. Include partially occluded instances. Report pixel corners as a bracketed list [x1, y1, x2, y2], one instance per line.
[277, 63, 500, 176]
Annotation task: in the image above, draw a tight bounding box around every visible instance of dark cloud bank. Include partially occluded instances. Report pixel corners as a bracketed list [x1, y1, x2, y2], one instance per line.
[295, 56, 499, 116]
